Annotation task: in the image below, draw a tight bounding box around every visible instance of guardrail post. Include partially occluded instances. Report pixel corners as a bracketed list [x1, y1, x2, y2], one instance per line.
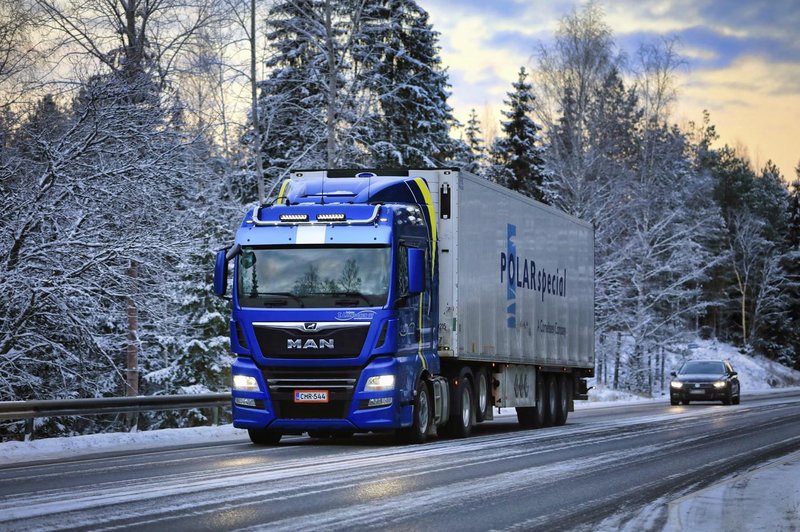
[24, 418, 34, 442]
[212, 407, 220, 426]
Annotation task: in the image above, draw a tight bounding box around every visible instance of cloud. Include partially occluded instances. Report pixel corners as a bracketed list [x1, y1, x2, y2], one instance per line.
[424, 0, 800, 177]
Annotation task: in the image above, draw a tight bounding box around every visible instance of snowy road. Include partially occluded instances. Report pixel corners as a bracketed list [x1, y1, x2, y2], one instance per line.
[1, 390, 799, 531]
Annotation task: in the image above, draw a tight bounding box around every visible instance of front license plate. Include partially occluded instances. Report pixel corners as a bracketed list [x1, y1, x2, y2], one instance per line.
[690, 389, 705, 395]
[294, 390, 329, 403]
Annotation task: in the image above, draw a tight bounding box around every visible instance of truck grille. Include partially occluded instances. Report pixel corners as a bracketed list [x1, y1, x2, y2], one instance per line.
[253, 322, 370, 359]
[263, 367, 361, 419]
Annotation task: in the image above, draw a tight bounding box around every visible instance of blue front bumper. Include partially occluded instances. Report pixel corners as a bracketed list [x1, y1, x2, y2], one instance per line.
[230, 355, 419, 433]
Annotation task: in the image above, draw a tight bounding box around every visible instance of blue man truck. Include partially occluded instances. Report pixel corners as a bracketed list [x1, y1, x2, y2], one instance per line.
[214, 168, 594, 444]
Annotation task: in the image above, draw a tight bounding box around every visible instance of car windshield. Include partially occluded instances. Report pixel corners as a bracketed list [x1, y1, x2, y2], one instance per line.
[237, 245, 391, 308]
[679, 361, 726, 375]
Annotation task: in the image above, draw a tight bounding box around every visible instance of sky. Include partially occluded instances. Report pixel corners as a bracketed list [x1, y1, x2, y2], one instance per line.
[423, 0, 800, 182]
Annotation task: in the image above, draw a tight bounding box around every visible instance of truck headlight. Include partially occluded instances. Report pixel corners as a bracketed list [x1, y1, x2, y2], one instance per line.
[713, 381, 727, 388]
[365, 375, 395, 392]
[670, 381, 683, 389]
[233, 374, 260, 392]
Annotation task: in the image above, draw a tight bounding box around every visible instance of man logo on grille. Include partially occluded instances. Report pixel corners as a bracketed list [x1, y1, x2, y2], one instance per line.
[288, 339, 334, 349]
[304, 323, 317, 331]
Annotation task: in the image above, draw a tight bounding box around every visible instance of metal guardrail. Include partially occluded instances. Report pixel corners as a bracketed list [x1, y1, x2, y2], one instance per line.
[0, 393, 232, 441]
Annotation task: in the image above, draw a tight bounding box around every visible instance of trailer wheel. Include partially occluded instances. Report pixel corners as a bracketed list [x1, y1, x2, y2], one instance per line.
[398, 379, 431, 444]
[543, 374, 559, 427]
[474, 368, 491, 423]
[516, 372, 546, 429]
[445, 368, 474, 438]
[554, 374, 570, 426]
[248, 428, 282, 445]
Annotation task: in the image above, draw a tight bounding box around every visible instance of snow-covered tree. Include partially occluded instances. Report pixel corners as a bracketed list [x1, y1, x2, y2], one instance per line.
[354, 0, 457, 167]
[488, 67, 546, 201]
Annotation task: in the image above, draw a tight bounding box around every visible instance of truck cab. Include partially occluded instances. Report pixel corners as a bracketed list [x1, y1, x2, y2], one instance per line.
[215, 171, 448, 444]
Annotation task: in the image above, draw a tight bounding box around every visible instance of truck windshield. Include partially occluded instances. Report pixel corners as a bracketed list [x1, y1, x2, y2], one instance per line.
[237, 245, 391, 308]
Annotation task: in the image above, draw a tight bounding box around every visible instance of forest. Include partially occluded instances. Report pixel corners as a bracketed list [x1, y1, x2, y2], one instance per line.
[1, 0, 799, 437]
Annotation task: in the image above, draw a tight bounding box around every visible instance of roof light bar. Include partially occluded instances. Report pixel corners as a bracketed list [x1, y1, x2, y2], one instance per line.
[279, 214, 309, 222]
[316, 213, 346, 221]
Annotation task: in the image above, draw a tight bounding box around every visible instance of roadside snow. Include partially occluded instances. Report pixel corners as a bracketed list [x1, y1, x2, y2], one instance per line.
[588, 339, 800, 403]
[664, 450, 800, 532]
[0, 424, 246, 465]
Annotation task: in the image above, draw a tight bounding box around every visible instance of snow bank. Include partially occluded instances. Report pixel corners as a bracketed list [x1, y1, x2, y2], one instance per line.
[664, 450, 800, 531]
[0, 424, 246, 465]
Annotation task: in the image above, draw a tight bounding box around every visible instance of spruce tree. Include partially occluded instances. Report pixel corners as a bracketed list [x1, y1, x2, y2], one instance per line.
[354, 0, 457, 167]
[463, 108, 485, 173]
[488, 67, 546, 201]
[257, 0, 331, 178]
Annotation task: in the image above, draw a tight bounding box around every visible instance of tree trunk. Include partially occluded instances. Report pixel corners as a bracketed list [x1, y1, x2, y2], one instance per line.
[250, 0, 265, 204]
[126, 261, 139, 397]
[324, 0, 337, 166]
[613, 331, 620, 390]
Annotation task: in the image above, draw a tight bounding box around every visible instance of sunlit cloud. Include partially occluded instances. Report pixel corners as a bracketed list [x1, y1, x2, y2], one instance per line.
[426, 0, 800, 178]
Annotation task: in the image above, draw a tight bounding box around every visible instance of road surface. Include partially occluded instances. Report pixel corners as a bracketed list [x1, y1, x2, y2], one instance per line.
[1, 390, 799, 531]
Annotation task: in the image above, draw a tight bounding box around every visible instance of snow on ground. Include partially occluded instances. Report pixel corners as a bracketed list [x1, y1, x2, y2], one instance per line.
[588, 339, 800, 404]
[664, 449, 800, 532]
[0, 424, 246, 465]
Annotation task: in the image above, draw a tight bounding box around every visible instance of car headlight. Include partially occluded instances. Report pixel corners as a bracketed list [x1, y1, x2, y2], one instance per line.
[365, 375, 395, 392]
[670, 381, 683, 389]
[713, 381, 727, 388]
[232, 374, 260, 392]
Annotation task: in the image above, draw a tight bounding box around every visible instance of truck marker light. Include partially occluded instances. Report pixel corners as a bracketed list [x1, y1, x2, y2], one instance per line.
[368, 397, 392, 407]
[233, 375, 260, 392]
[235, 397, 256, 407]
[280, 214, 309, 222]
[316, 213, 346, 221]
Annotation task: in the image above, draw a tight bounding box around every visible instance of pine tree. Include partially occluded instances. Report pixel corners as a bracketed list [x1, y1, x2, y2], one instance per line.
[489, 67, 546, 201]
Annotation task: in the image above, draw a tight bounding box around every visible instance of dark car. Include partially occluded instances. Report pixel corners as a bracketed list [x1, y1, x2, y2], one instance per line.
[669, 359, 740, 406]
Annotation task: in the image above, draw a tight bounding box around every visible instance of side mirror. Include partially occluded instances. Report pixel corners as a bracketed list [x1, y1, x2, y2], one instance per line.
[730, 371, 738, 377]
[408, 248, 425, 294]
[670, 371, 677, 378]
[213, 249, 228, 297]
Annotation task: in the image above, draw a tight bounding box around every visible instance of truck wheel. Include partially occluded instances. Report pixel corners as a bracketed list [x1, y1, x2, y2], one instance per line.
[542, 374, 558, 427]
[445, 369, 474, 438]
[474, 368, 491, 422]
[398, 380, 431, 444]
[248, 428, 281, 445]
[554, 374, 569, 426]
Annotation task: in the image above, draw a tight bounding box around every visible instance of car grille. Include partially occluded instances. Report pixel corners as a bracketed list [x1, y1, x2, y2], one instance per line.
[253, 322, 370, 359]
[263, 366, 361, 419]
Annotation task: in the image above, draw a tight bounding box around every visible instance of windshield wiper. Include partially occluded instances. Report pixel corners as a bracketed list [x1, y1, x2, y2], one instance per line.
[255, 292, 305, 307]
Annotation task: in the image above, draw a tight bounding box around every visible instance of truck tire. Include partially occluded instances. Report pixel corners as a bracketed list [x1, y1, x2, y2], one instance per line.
[474, 367, 491, 423]
[398, 380, 431, 444]
[516, 372, 546, 429]
[543, 374, 558, 427]
[554, 374, 569, 426]
[248, 428, 282, 445]
[445, 368, 474, 438]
